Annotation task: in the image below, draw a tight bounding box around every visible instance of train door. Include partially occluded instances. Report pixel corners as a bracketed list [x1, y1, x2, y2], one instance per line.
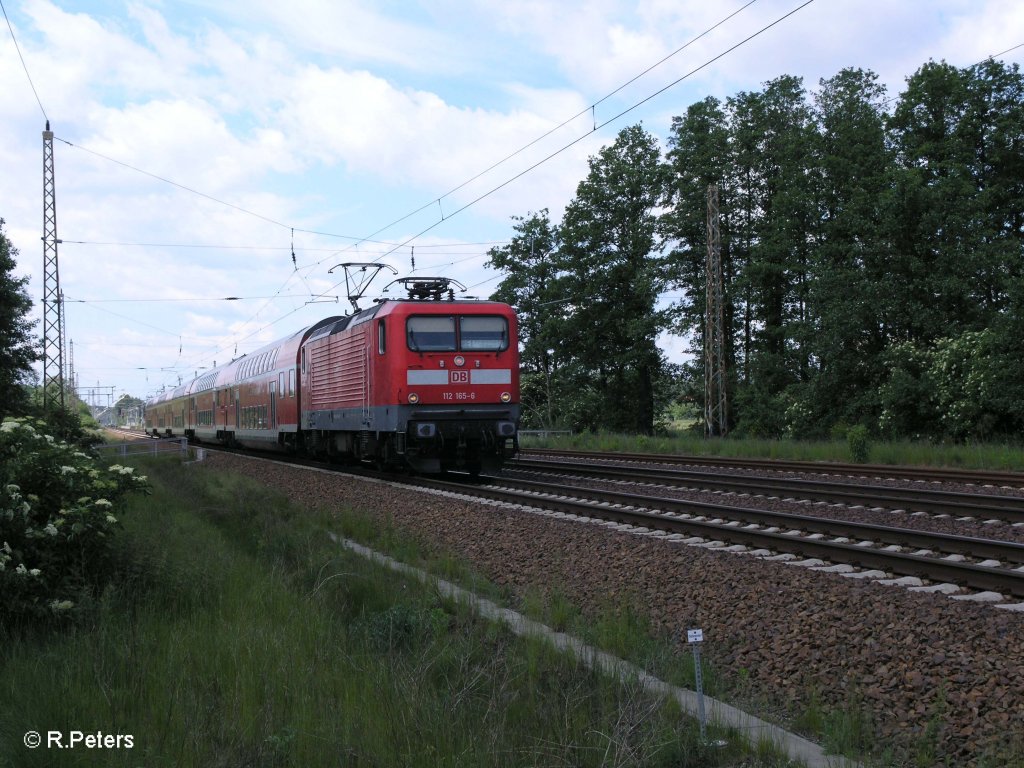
[362, 346, 371, 426]
[270, 382, 277, 428]
[234, 388, 240, 429]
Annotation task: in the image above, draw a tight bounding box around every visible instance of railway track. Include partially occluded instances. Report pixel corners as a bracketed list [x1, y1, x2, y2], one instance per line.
[510, 456, 1024, 524]
[520, 448, 1024, 488]
[181, 444, 1024, 602]
[402, 473, 1024, 601]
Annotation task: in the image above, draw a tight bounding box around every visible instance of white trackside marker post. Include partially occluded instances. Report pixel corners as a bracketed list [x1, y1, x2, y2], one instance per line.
[687, 628, 707, 740]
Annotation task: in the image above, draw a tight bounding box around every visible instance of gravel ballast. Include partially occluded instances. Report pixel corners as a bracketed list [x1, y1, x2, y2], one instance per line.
[202, 453, 1024, 765]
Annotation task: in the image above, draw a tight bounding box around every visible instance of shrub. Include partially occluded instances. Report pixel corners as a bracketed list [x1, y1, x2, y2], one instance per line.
[0, 417, 149, 622]
[847, 425, 872, 464]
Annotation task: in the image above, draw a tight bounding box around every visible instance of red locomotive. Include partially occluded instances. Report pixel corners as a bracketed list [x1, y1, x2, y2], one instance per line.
[145, 277, 520, 474]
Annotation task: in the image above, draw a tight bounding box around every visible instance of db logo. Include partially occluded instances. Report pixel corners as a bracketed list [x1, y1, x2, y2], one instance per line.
[450, 370, 469, 384]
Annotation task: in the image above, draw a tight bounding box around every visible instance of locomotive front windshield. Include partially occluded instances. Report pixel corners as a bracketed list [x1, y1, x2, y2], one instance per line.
[407, 315, 508, 352]
[460, 316, 507, 350]
[407, 316, 456, 351]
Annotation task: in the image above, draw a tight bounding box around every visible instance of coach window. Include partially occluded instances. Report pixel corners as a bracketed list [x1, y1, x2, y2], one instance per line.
[378, 320, 386, 354]
[460, 316, 508, 351]
[407, 316, 456, 352]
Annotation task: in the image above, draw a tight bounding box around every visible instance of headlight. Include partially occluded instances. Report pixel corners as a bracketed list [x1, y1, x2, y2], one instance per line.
[500, 391, 512, 403]
[408, 392, 419, 404]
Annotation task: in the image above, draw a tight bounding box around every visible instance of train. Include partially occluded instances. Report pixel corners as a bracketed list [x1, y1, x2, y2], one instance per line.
[144, 277, 520, 474]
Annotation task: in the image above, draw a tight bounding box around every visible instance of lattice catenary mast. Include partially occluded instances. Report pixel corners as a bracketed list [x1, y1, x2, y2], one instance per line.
[704, 183, 728, 437]
[42, 121, 65, 412]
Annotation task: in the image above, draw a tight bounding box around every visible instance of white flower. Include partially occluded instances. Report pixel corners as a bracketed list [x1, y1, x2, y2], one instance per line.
[105, 515, 117, 524]
[29, 568, 40, 577]
[4, 484, 19, 495]
[95, 499, 113, 508]
[2, 541, 11, 553]
[60, 465, 76, 475]
[50, 599, 74, 611]
[15, 564, 27, 575]
[45, 523, 59, 536]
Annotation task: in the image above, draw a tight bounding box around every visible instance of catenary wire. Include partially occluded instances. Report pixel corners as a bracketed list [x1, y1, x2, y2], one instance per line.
[52, 3, 764, 278]
[358, 0, 818, 267]
[0, 0, 47, 122]
[250, 0, 803, 331]
[335, 0, 761, 250]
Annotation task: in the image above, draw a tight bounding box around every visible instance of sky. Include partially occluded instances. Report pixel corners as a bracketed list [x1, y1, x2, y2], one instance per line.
[1, 0, 1022, 405]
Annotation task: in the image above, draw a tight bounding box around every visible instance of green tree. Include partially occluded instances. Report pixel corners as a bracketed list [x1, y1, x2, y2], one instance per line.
[883, 59, 1024, 437]
[0, 219, 38, 419]
[557, 125, 669, 434]
[726, 76, 818, 436]
[662, 97, 735, 428]
[487, 211, 567, 428]
[793, 68, 895, 434]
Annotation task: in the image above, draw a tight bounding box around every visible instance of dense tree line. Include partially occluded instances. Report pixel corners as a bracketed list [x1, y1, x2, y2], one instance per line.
[0, 219, 38, 419]
[489, 59, 1024, 440]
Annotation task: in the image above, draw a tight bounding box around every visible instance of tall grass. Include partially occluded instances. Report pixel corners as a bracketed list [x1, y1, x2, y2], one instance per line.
[521, 430, 1024, 471]
[0, 458, 796, 767]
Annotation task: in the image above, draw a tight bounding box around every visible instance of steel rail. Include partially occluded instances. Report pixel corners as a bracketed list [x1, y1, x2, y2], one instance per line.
[400, 475, 1024, 598]
[511, 458, 1024, 523]
[520, 448, 1024, 488]
[485, 475, 1024, 565]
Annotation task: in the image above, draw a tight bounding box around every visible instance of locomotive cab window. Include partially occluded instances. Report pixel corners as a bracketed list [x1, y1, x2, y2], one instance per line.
[460, 316, 508, 351]
[407, 316, 456, 351]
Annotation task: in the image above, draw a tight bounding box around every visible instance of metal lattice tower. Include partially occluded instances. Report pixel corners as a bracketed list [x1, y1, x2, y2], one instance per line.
[67, 335, 76, 396]
[42, 121, 65, 412]
[704, 183, 728, 437]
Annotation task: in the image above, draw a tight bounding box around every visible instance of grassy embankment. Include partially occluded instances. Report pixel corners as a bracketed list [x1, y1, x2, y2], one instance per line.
[521, 430, 1024, 471]
[0, 455, 802, 768]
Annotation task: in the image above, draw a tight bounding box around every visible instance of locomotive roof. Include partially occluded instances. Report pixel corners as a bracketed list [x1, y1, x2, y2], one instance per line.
[305, 299, 514, 341]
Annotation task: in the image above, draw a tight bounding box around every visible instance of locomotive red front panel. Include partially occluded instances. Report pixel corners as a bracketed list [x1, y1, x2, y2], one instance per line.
[382, 301, 520, 472]
[391, 306, 518, 408]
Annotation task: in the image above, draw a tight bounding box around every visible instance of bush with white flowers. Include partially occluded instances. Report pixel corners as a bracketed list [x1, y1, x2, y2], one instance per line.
[1, 418, 150, 621]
